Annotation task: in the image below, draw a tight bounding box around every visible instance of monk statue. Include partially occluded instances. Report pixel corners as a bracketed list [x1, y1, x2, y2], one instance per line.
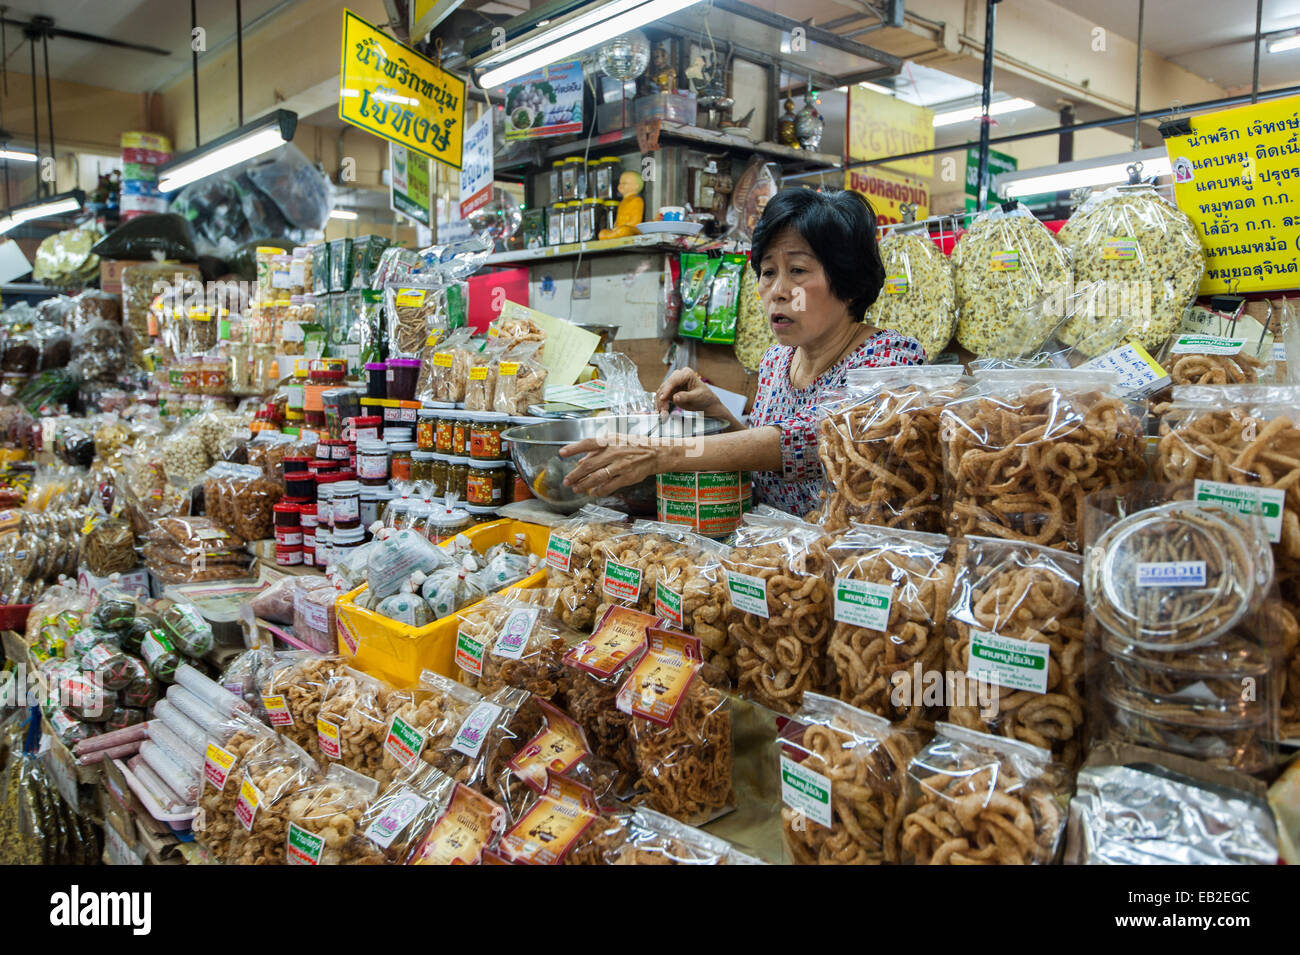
[597, 169, 645, 239]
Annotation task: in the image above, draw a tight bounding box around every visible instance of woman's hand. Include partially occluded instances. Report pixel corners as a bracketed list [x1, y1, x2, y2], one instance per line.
[559, 434, 664, 497]
[656, 368, 722, 416]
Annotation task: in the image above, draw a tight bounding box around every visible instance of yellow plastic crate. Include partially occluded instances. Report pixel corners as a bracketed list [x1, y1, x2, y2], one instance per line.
[336, 519, 550, 686]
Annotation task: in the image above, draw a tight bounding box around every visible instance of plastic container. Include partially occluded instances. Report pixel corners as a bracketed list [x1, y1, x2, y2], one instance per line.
[285, 470, 316, 501]
[315, 526, 333, 568]
[435, 415, 455, 454]
[385, 426, 414, 444]
[411, 450, 436, 483]
[332, 479, 362, 529]
[351, 415, 382, 443]
[273, 502, 302, 546]
[332, 523, 366, 555]
[448, 460, 469, 499]
[386, 358, 422, 401]
[276, 543, 304, 566]
[357, 439, 390, 485]
[283, 455, 312, 474]
[359, 486, 394, 531]
[389, 441, 417, 482]
[467, 460, 508, 506]
[335, 519, 549, 686]
[316, 481, 335, 532]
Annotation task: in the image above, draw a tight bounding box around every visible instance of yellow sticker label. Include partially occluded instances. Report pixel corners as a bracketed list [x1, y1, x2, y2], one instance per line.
[498, 361, 520, 376]
[235, 778, 262, 830]
[316, 717, 341, 760]
[261, 694, 293, 727]
[395, 289, 428, 308]
[883, 274, 908, 294]
[468, 366, 489, 381]
[203, 743, 237, 791]
[433, 352, 455, 368]
[1102, 236, 1138, 260]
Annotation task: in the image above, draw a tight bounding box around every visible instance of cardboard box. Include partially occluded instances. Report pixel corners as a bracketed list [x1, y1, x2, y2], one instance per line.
[99, 259, 152, 295]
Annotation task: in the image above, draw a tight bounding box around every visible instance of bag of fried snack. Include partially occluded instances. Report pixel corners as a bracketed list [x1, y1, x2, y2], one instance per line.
[591, 520, 734, 677]
[945, 536, 1087, 767]
[379, 670, 483, 780]
[496, 770, 609, 865]
[493, 341, 548, 415]
[408, 781, 507, 865]
[817, 366, 965, 534]
[778, 693, 922, 865]
[282, 764, 381, 865]
[463, 337, 508, 412]
[260, 652, 343, 757]
[722, 507, 833, 713]
[1157, 331, 1271, 390]
[561, 605, 657, 795]
[344, 764, 458, 865]
[619, 627, 734, 825]
[824, 525, 955, 725]
[315, 667, 397, 783]
[545, 504, 628, 631]
[453, 588, 579, 706]
[901, 722, 1069, 865]
[493, 698, 621, 822]
[418, 326, 476, 403]
[615, 807, 765, 865]
[1154, 385, 1300, 567]
[192, 713, 282, 862]
[940, 369, 1147, 551]
[224, 739, 321, 865]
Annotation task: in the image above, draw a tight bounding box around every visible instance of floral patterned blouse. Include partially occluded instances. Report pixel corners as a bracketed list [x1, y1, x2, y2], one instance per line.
[748, 331, 926, 517]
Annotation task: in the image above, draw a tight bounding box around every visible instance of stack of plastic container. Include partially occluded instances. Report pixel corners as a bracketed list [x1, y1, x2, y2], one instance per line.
[119, 131, 172, 220]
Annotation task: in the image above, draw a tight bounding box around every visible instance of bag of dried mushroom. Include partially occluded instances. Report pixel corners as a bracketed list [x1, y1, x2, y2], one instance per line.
[824, 525, 954, 725]
[344, 764, 457, 865]
[1056, 184, 1205, 354]
[193, 714, 282, 862]
[817, 366, 965, 534]
[561, 605, 657, 796]
[951, 203, 1070, 358]
[901, 722, 1070, 865]
[865, 225, 956, 359]
[619, 628, 734, 825]
[224, 739, 320, 865]
[545, 504, 628, 631]
[283, 764, 381, 865]
[493, 341, 548, 415]
[722, 507, 833, 713]
[1154, 385, 1300, 567]
[315, 667, 397, 784]
[260, 652, 343, 756]
[454, 588, 578, 706]
[940, 369, 1147, 551]
[591, 520, 733, 676]
[945, 536, 1086, 767]
[778, 693, 923, 865]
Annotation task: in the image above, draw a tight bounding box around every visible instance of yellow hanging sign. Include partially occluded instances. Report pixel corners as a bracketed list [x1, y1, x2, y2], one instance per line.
[846, 87, 935, 179]
[1163, 94, 1300, 294]
[844, 166, 930, 226]
[339, 9, 466, 169]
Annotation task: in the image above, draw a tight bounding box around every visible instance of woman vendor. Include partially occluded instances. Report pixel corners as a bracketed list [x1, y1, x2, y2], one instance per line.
[561, 187, 926, 517]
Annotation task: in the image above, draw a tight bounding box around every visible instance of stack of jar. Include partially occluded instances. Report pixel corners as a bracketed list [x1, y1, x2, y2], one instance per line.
[547, 157, 621, 246]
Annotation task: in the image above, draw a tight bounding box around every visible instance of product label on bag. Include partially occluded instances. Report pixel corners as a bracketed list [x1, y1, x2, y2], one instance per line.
[615, 628, 702, 724]
[235, 778, 262, 830]
[725, 570, 769, 618]
[499, 361, 520, 377]
[967, 630, 1050, 694]
[564, 606, 655, 676]
[654, 581, 683, 628]
[410, 784, 504, 865]
[451, 701, 504, 758]
[498, 775, 599, 865]
[455, 630, 486, 676]
[602, 560, 642, 602]
[1192, 479, 1285, 543]
[394, 289, 428, 308]
[468, 366, 489, 381]
[204, 743, 238, 790]
[433, 352, 454, 368]
[286, 822, 325, 865]
[883, 274, 909, 294]
[364, 789, 431, 849]
[544, 534, 573, 572]
[833, 579, 893, 631]
[1136, 561, 1207, 588]
[1101, 236, 1138, 260]
[780, 754, 833, 829]
[316, 717, 342, 759]
[1168, 334, 1247, 355]
[384, 714, 426, 768]
[493, 607, 542, 660]
[508, 701, 588, 792]
[989, 249, 1020, 271]
[261, 694, 293, 727]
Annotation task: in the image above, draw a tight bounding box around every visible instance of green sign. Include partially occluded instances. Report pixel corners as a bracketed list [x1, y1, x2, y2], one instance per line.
[390, 143, 432, 226]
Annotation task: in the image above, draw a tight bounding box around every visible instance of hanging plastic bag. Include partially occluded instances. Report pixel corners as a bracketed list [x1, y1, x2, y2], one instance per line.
[866, 226, 956, 359]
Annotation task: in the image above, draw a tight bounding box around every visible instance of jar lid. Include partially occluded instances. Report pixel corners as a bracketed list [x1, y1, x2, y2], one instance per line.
[463, 504, 499, 515]
[298, 503, 318, 515]
[316, 471, 346, 485]
[357, 439, 389, 453]
[387, 358, 422, 369]
[448, 456, 472, 467]
[427, 506, 472, 527]
[468, 459, 508, 469]
[334, 524, 366, 543]
[552, 160, 566, 168]
[412, 450, 437, 461]
[365, 363, 387, 371]
[309, 461, 340, 473]
[460, 410, 510, 422]
[389, 442, 418, 452]
[417, 408, 439, 419]
[431, 452, 454, 463]
[284, 455, 313, 466]
[421, 400, 456, 410]
[333, 480, 360, 494]
[385, 428, 414, 442]
[273, 501, 301, 515]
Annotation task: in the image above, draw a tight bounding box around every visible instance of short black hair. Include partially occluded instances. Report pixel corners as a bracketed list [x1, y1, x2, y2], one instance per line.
[750, 187, 886, 321]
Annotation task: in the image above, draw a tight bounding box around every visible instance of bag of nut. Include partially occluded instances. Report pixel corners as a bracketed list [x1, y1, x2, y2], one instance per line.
[901, 722, 1070, 865]
[722, 506, 833, 714]
[940, 369, 1147, 551]
[619, 627, 734, 826]
[283, 764, 382, 865]
[778, 693, 924, 865]
[544, 504, 628, 632]
[315, 667, 397, 783]
[193, 713, 282, 862]
[203, 462, 283, 541]
[824, 525, 955, 726]
[944, 536, 1086, 767]
[260, 652, 344, 757]
[453, 588, 579, 705]
[816, 366, 965, 534]
[223, 738, 322, 865]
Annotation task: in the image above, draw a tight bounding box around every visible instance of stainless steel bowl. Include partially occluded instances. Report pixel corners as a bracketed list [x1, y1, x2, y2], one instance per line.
[503, 413, 730, 514]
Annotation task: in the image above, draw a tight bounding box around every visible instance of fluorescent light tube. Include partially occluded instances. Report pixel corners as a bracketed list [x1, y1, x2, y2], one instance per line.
[1001, 156, 1172, 198]
[157, 110, 297, 193]
[0, 148, 37, 163]
[477, 0, 651, 70]
[0, 190, 85, 237]
[479, 0, 702, 89]
[329, 209, 359, 220]
[933, 97, 1035, 127]
[1268, 33, 1300, 53]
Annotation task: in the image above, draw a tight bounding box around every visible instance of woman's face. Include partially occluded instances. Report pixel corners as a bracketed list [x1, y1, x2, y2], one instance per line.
[757, 228, 854, 347]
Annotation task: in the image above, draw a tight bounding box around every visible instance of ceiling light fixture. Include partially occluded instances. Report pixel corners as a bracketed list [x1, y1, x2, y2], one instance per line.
[329, 209, 359, 220]
[933, 97, 1036, 127]
[0, 189, 85, 237]
[995, 147, 1172, 199]
[1268, 32, 1300, 53]
[475, 0, 703, 89]
[157, 109, 297, 193]
[0, 146, 38, 163]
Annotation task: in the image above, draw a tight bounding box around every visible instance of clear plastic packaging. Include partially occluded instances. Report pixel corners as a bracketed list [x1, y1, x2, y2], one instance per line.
[260, 653, 344, 755]
[419, 327, 477, 404]
[203, 462, 283, 541]
[224, 741, 322, 865]
[282, 764, 380, 865]
[824, 525, 954, 726]
[493, 342, 548, 414]
[454, 588, 577, 702]
[866, 226, 956, 359]
[945, 536, 1087, 766]
[721, 507, 833, 713]
[545, 504, 629, 631]
[940, 369, 1147, 551]
[315, 667, 396, 780]
[778, 693, 923, 865]
[816, 366, 964, 532]
[463, 338, 507, 412]
[344, 764, 457, 865]
[901, 722, 1070, 865]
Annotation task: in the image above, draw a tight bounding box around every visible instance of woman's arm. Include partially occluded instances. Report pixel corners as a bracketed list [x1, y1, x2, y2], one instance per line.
[560, 426, 782, 496]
